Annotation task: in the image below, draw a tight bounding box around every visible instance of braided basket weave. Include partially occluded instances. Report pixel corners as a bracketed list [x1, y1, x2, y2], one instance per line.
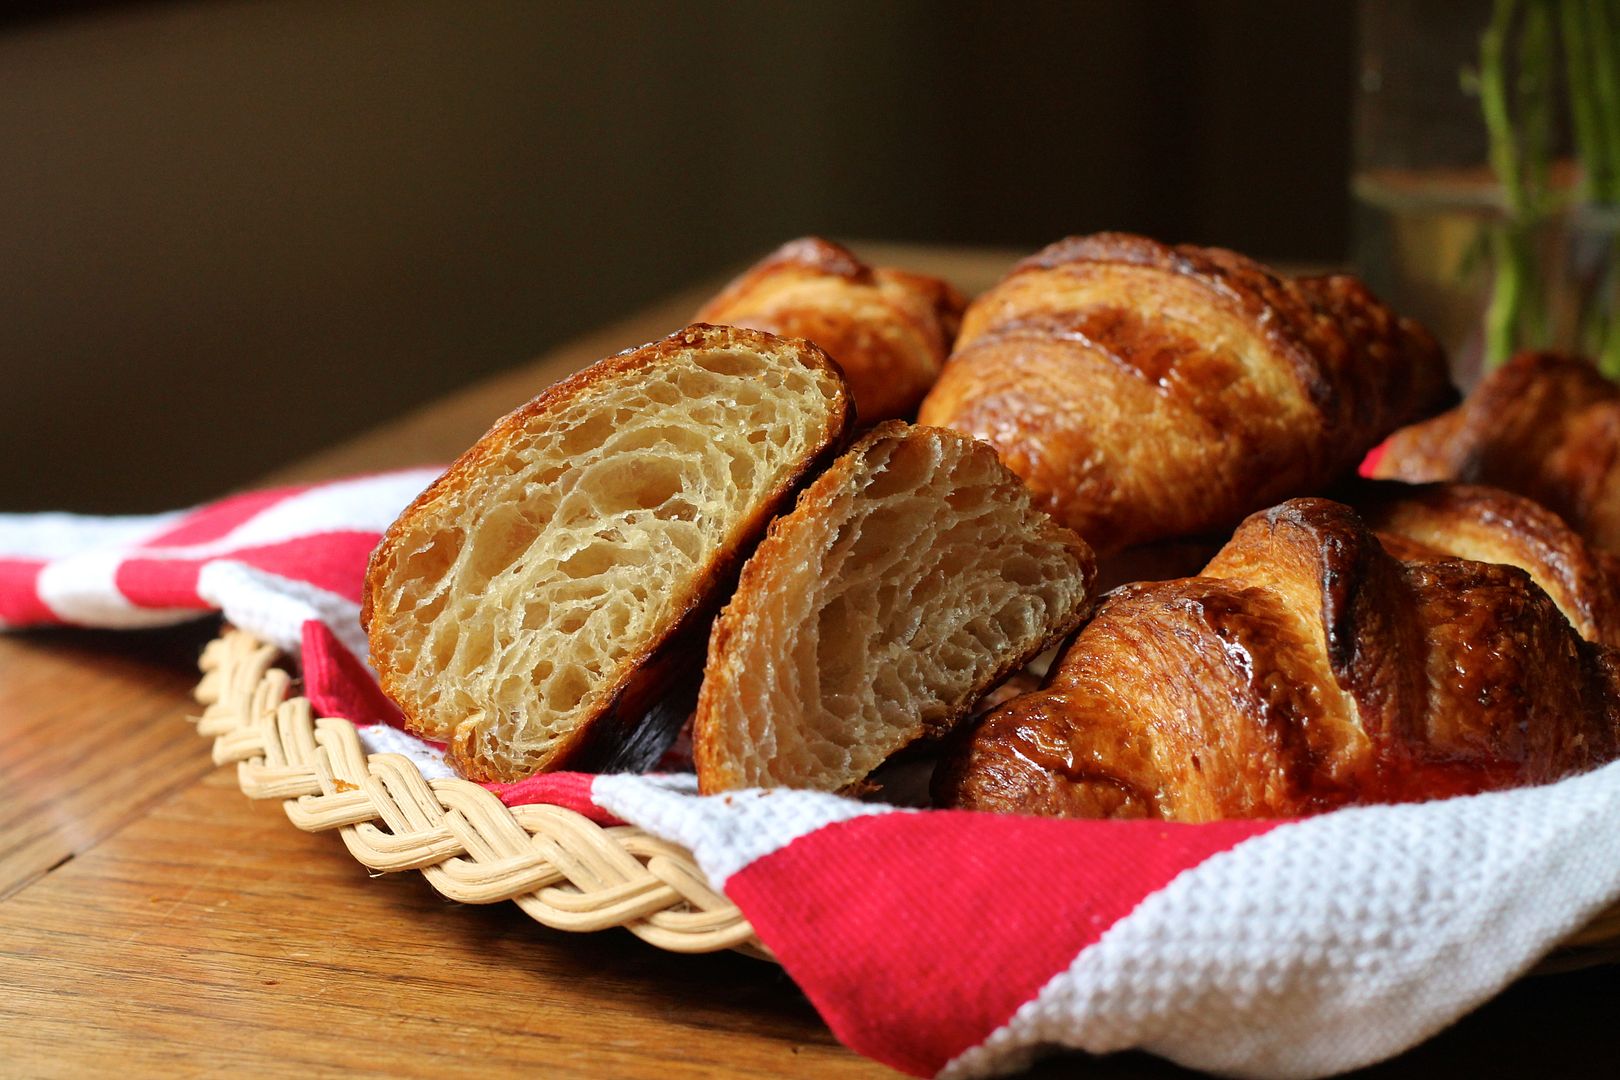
[192, 627, 768, 958]
[192, 627, 1620, 967]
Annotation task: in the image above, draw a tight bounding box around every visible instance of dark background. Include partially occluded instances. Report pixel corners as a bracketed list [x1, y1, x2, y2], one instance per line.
[1, 0, 1354, 513]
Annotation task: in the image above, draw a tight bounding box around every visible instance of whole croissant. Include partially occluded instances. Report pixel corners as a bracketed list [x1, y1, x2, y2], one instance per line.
[936, 495, 1620, 822]
[1352, 479, 1620, 649]
[917, 233, 1454, 554]
[695, 237, 967, 424]
[1370, 350, 1620, 553]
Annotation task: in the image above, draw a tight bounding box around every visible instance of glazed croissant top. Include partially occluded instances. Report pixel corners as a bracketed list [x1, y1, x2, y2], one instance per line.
[917, 233, 1454, 554]
[937, 492, 1620, 822]
[695, 237, 967, 424]
[1371, 351, 1620, 553]
[1352, 480, 1620, 649]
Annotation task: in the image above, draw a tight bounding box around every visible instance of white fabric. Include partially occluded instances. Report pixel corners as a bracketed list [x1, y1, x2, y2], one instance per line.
[36, 549, 194, 627]
[357, 724, 458, 781]
[17, 510, 192, 627]
[593, 775, 902, 889]
[0, 509, 186, 559]
[959, 758, 1620, 1080]
[134, 470, 439, 564]
[196, 561, 365, 656]
[597, 761, 1620, 1080]
[3, 468, 436, 635]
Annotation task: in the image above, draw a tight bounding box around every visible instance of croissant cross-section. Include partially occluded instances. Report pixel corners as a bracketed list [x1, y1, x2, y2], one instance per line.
[363, 324, 853, 783]
[695, 422, 1096, 795]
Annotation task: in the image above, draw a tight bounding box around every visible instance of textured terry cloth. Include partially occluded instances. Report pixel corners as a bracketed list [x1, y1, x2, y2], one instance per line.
[7, 471, 1620, 1078]
[0, 470, 441, 657]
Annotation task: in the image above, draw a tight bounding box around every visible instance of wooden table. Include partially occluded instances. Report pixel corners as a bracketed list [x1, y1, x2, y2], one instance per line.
[2, 244, 1617, 1078]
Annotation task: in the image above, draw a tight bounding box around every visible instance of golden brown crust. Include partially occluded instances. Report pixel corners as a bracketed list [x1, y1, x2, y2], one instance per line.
[695, 237, 967, 424]
[1372, 351, 1620, 552]
[1348, 479, 1620, 648]
[936, 497, 1620, 821]
[693, 421, 1096, 795]
[918, 232, 1454, 555]
[363, 324, 854, 781]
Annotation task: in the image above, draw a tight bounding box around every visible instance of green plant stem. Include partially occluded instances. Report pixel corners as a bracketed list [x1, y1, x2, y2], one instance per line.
[1473, 1, 1620, 371]
[1488, 226, 1526, 365]
[1562, 1, 1614, 201]
[1481, 1, 1523, 215]
[1561, 2, 1620, 375]
[1587, 0, 1620, 201]
[1479, 0, 1532, 365]
[1599, 234, 1620, 377]
[1522, 2, 1556, 347]
[1519, 3, 1555, 206]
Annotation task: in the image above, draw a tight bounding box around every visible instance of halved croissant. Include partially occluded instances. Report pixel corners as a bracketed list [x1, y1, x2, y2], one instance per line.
[1370, 351, 1620, 553]
[937, 497, 1620, 821]
[917, 233, 1454, 555]
[694, 422, 1095, 794]
[695, 237, 967, 424]
[363, 324, 853, 782]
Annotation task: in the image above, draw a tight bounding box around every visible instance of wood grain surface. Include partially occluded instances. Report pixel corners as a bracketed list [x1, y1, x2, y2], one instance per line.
[3, 243, 1617, 1079]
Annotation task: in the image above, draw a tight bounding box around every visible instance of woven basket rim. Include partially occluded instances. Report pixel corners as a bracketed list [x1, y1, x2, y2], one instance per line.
[191, 627, 769, 958]
[189, 625, 1620, 969]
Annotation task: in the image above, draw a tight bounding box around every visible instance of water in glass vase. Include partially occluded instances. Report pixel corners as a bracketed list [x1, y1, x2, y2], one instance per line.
[1355, 164, 1619, 391]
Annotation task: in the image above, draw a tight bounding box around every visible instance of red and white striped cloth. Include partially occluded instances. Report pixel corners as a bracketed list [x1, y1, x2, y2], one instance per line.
[6, 469, 1620, 1079]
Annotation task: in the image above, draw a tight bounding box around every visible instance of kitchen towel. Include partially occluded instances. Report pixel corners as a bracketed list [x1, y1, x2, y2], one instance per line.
[5, 467, 1619, 1079]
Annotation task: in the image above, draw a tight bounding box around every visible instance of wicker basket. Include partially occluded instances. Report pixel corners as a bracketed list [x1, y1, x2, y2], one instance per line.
[192, 627, 767, 958]
[191, 626, 1620, 968]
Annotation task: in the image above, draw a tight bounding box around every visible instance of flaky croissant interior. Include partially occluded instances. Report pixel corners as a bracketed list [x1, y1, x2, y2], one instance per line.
[364, 326, 849, 781]
[694, 422, 1095, 794]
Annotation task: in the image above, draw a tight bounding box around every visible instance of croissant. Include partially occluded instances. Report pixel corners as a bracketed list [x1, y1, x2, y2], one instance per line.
[363, 324, 853, 782]
[1351, 479, 1620, 649]
[1370, 350, 1620, 553]
[693, 422, 1094, 795]
[916, 233, 1454, 555]
[936, 496, 1620, 822]
[695, 237, 967, 424]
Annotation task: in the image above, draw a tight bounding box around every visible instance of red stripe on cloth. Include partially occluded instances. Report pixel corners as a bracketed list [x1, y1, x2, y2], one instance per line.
[1358, 439, 1389, 477]
[227, 531, 380, 604]
[0, 558, 57, 625]
[726, 810, 1280, 1077]
[487, 773, 626, 826]
[135, 484, 309, 548]
[116, 531, 381, 609]
[114, 556, 207, 610]
[300, 620, 407, 729]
